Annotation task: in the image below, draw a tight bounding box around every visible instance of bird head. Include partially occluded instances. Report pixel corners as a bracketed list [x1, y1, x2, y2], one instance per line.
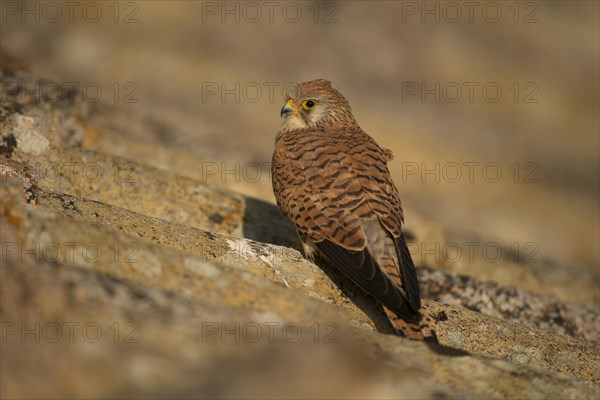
[279, 79, 356, 132]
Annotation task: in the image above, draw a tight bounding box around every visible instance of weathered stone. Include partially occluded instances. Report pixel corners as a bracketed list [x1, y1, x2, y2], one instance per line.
[3, 216, 599, 399]
[4, 176, 598, 384]
[419, 267, 600, 343]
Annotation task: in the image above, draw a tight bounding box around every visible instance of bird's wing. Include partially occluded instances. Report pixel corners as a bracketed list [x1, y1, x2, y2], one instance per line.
[361, 219, 421, 313]
[272, 128, 420, 317]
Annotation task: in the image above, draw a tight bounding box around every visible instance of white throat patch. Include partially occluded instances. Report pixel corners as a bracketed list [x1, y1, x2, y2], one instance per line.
[282, 116, 309, 131]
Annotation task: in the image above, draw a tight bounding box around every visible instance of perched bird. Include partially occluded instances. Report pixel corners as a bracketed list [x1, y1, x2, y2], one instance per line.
[271, 79, 437, 342]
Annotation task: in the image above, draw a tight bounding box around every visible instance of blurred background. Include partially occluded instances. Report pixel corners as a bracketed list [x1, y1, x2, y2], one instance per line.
[2, 1, 598, 272]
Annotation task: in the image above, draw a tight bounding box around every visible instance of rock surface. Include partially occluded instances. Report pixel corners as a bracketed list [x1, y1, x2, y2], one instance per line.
[1, 69, 599, 398]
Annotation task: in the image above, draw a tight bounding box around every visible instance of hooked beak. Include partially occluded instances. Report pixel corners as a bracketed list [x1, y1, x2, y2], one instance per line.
[280, 99, 297, 117]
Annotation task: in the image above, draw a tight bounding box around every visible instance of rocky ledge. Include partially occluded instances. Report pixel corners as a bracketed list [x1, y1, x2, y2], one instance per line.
[1, 69, 599, 399]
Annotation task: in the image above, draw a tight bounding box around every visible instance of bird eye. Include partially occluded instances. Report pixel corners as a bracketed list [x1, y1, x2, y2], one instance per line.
[302, 100, 316, 110]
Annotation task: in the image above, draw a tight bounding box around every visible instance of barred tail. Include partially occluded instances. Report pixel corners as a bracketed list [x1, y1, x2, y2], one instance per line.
[383, 305, 438, 343]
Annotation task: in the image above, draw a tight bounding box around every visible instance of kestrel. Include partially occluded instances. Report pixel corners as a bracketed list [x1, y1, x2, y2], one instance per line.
[271, 79, 437, 342]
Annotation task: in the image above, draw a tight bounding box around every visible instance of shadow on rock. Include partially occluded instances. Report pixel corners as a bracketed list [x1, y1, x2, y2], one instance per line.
[242, 196, 300, 247]
[314, 254, 397, 335]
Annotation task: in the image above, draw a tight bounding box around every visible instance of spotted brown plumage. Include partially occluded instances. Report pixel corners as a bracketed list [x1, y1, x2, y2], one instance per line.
[272, 79, 437, 342]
